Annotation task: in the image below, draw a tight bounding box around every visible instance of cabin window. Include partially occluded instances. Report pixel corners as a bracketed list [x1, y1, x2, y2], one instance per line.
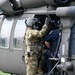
[13, 19, 26, 49]
[0, 18, 13, 48]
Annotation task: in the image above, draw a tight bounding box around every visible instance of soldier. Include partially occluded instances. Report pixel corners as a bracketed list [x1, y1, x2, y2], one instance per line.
[24, 17, 48, 75]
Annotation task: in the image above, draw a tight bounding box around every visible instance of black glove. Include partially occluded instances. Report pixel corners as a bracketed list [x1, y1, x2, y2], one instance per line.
[27, 52, 30, 57]
[45, 17, 51, 26]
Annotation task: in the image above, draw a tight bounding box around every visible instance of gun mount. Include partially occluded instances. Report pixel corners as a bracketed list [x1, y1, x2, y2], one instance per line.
[0, 0, 71, 15]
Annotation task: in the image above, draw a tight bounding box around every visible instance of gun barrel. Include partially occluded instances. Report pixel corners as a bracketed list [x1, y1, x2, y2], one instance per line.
[0, 0, 70, 15]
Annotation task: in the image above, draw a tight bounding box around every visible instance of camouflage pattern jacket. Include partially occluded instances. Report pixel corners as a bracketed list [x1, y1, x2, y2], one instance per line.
[24, 24, 47, 55]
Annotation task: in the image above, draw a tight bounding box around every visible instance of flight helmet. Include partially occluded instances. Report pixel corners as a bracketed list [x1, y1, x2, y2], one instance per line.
[25, 17, 41, 29]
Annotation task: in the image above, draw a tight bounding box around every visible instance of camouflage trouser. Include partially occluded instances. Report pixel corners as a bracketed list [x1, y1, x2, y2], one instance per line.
[25, 54, 38, 75]
[37, 55, 45, 74]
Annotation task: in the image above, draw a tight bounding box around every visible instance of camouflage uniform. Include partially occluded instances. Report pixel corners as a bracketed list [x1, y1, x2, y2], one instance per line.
[24, 24, 47, 75]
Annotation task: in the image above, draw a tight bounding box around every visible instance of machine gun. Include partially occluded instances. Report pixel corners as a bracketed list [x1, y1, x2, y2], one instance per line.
[0, 0, 71, 15]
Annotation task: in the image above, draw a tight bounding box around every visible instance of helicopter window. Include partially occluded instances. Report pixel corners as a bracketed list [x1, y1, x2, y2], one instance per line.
[0, 18, 13, 48]
[13, 19, 26, 49]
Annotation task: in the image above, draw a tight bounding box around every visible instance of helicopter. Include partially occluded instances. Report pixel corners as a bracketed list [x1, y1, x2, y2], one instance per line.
[0, 0, 75, 75]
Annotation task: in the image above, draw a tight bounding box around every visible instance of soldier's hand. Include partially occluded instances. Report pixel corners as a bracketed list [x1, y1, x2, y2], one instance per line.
[45, 17, 51, 26]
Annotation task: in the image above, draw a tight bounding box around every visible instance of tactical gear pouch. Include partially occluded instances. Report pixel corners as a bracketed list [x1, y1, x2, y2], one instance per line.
[38, 51, 42, 58]
[27, 52, 30, 57]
